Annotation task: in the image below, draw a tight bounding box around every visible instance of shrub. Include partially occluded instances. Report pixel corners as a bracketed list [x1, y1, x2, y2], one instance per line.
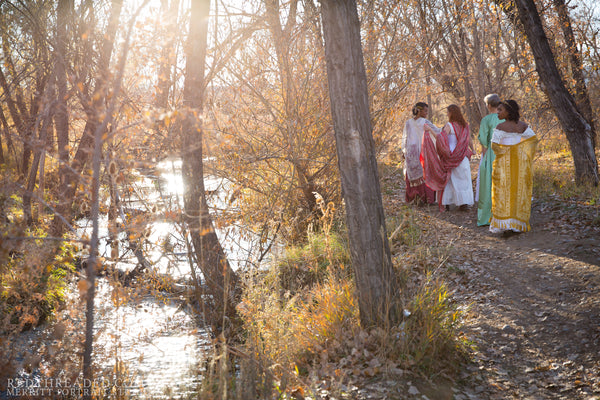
[391, 276, 468, 375]
[0, 233, 77, 333]
[533, 148, 600, 204]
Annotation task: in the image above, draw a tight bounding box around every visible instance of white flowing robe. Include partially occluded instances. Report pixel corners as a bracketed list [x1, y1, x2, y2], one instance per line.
[402, 117, 441, 183]
[441, 123, 474, 206]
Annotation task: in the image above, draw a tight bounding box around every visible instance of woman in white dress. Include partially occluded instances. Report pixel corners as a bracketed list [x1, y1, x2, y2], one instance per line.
[422, 104, 474, 211]
[441, 105, 474, 210]
[402, 102, 439, 204]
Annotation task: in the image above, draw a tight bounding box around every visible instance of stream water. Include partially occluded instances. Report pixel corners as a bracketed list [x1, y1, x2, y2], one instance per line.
[2, 159, 258, 399]
[83, 158, 256, 398]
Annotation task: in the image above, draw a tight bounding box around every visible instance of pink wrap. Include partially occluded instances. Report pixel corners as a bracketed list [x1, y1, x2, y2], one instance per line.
[421, 122, 473, 211]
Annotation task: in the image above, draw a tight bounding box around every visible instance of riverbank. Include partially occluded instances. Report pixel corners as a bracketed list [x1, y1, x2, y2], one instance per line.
[2, 154, 599, 399]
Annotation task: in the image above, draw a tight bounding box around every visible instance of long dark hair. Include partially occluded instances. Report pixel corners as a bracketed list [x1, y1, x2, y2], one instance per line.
[501, 100, 520, 121]
[447, 104, 467, 127]
[412, 102, 428, 116]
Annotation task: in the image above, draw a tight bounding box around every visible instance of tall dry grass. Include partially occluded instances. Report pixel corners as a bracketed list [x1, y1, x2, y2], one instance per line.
[533, 147, 600, 205]
[196, 197, 469, 398]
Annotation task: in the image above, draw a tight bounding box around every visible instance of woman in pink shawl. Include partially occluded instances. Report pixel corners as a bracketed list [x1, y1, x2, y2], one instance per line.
[422, 104, 474, 211]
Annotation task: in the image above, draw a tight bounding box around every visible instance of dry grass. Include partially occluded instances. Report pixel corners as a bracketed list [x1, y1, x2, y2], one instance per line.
[391, 276, 467, 375]
[237, 232, 358, 373]
[198, 206, 469, 398]
[534, 141, 600, 205]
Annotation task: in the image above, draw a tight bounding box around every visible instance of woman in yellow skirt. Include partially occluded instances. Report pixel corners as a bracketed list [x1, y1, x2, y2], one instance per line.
[490, 100, 538, 235]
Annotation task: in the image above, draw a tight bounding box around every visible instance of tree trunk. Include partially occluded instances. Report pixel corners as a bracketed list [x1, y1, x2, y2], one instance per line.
[553, 0, 596, 149]
[3, 40, 36, 178]
[0, 119, 4, 164]
[55, 0, 71, 212]
[82, 108, 103, 400]
[471, 6, 488, 119]
[0, 109, 16, 164]
[182, 0, 239, 337]
[80, 1, 145, 393]
[23, 93, 54, 225]
[0, 67, 25, 175]
[264, 0, 320, 218]
[155, 0, 180, 109]
[320, 0, 398, 328]
[501, 0, 599, 185]
[37, 147, 46, 218]
[457, 25, 481, 131]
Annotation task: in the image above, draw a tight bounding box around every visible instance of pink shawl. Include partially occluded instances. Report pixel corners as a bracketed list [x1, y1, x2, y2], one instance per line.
[421, 122, 473, 211]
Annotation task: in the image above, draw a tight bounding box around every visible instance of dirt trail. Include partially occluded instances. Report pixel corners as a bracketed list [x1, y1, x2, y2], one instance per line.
[405, 188, 600, 399]
[319, 164, 599, 399]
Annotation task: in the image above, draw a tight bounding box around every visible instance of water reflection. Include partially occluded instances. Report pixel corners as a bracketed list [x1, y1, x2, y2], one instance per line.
[73, 157, 260, 398]
[93, 281, 209, 399]
[156, 158, 184, 197]
[153, 157, 258, 270]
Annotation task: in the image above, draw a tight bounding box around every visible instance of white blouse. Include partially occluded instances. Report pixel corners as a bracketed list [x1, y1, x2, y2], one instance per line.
[445, 123, 458, 151]
[492, 127, 536, 145]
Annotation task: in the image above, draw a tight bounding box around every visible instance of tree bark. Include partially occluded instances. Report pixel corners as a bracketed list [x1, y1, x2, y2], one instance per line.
[23, 85, 55, 225]
[55, 0, 71, 204]
[320, 0, 398, 328]
[553, 0, 596, 149]
[0, 66, 26, 175]
[0, 109, 16, 164]
[498, 0, 599, 185]
[0, 37, 34, 178]
[0, 122, 3, 164]
[155, 0, 180, 109]
[182, 0, 240, 336]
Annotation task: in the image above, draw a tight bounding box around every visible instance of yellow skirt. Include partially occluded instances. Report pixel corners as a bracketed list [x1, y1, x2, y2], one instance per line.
[490, 136, 538, 233]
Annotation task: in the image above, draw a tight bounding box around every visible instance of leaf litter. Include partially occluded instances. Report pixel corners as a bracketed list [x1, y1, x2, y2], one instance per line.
[319, 168, 600, 399]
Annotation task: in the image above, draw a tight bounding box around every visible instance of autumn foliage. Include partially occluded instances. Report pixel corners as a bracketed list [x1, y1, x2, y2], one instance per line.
[1, 0, 599, 398]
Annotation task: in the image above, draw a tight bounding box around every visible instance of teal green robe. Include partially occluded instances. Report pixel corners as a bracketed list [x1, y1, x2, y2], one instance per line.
[477, 113, 503, 226]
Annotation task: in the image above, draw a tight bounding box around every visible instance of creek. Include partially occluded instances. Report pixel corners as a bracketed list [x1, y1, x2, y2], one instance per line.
[2, 159, 264, 399]
[79, 157, 259, 398]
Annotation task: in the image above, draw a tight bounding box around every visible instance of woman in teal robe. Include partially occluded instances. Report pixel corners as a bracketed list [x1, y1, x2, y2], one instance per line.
[476, 94, 504, 226]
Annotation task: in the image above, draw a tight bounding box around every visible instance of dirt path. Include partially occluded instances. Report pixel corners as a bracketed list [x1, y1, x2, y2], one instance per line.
[400, 185, 600, 399]
[426, 200, 599, 399]
[315, 165, 599, 399]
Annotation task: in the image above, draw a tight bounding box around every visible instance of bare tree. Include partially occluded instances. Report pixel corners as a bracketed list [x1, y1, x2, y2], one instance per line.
[206, 0, 339, 243]
[181, 0, 240, 336]
[496, 0, 599, 185]
[55, 0, 71, 210]
[553, 0, 596, 148]
[52, 0, 125, 234]
[79, 2, 149, 393]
